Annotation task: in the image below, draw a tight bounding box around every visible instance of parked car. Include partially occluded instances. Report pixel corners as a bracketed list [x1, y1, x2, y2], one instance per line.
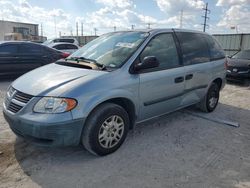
[0, 41, 69, 76]
[43, 38, 79, 46]
[3, 29, 226, 156]
[226, 49, 250, 80]
[48, 42, 79, 55]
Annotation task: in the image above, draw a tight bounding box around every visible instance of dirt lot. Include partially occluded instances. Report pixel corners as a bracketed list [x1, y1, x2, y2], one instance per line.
[0, 78, 250, 188]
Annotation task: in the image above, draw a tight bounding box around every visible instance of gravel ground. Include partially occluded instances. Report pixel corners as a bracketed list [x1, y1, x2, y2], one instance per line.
[0, 79, 250, 188]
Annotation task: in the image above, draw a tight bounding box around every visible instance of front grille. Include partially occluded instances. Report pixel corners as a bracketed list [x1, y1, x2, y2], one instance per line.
[8, 102, 23, 113]
[5, 87, 34, 114]
[14, 91, 33, 103]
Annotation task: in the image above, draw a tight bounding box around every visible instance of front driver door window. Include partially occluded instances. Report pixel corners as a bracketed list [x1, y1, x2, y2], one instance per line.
[137, 33, 185, 121]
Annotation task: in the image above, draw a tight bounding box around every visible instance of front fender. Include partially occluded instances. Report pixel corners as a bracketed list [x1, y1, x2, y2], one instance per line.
[71, 89, 139, 120]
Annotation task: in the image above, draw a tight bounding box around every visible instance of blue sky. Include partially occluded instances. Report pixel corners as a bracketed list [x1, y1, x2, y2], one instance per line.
[0, 0, 250, 38]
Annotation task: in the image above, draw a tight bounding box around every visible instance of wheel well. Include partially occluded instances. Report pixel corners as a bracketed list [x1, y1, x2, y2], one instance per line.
[95, 98, 136, 129]
[213, 78, 222, 89]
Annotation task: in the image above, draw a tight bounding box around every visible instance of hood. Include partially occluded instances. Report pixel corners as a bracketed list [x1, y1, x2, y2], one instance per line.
[227, 58, 250, 68]
[12, 63, 107, 96]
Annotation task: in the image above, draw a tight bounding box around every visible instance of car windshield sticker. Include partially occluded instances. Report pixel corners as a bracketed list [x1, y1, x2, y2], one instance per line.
[115, 42, 135, 48]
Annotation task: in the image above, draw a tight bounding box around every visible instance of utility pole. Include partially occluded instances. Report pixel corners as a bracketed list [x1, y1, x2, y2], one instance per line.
[54, 15, 57, 37]
[41, 23, 43, 36]
[147, 23, 151, 29]
[202, 2, 210, 32]
[180, 9, 183, 28]
[131, 24, 135, 30]
[114, 26, 116, 32]
[94, 28, 97, 36]
[76, 22, 78, 36]
[81, 22, 83, 36]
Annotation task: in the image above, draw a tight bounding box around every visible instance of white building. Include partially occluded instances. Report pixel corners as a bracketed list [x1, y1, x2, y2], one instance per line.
[0, 20, 39, 41]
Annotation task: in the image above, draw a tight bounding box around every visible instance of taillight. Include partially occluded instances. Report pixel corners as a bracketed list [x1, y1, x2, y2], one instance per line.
[61, 52, 70, 58]
[224, 57, 229, 69]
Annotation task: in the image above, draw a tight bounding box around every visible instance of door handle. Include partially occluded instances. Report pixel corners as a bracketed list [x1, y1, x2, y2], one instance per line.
[175, 76, 184, 83]
[185, 74, 193, 80]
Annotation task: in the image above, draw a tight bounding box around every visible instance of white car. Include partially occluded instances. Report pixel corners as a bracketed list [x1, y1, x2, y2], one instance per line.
[48, 42, 80, 55]
[43, 38, 79, 46]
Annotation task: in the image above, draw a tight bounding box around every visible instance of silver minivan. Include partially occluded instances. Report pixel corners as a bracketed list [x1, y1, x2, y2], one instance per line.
[3, 29, 226, 156]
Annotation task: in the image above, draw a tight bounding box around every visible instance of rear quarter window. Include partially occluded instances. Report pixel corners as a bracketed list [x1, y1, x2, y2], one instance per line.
[176, 32, 210, 65]
[204, 35, 225, 60]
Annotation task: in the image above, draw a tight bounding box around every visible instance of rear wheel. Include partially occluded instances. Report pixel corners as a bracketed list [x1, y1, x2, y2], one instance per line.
[198, 82, 220, 112]
[82, 103, 129, 156]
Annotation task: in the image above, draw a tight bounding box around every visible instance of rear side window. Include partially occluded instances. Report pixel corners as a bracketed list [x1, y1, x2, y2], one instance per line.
[139, 33, 180, 72]
[176, 32, 210, 65]
[53, 44, 65, 50]
[0, 44, 18, 54]
[65, 44, 78, 49]
[54, 39, 74, 43]
[19, 44, 42, 54]
[204, 35, 225, 60]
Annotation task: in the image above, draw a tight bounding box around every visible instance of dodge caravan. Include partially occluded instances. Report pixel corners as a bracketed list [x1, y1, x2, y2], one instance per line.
[3, 29, 226, 156]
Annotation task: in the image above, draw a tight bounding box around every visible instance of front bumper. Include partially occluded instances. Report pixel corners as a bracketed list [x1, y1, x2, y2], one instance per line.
[3, 109, 85, 146]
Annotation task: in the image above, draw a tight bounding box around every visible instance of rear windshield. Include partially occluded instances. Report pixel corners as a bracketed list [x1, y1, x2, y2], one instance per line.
[232, 50, 250, 60]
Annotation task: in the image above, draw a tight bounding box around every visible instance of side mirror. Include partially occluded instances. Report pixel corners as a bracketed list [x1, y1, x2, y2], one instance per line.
[134, 56, 159, 72]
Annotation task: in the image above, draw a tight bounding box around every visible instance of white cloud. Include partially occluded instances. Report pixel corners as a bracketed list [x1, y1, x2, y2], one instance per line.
[155, 0, 205, 14]
[216, 0, 250, 6]
[96, 0, 135, 9]
[216, 0, 250, 33]
[0, 0, 73, 38]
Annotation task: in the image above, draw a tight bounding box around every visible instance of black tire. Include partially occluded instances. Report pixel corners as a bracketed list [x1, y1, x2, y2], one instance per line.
[82, 103, 129, 156]
[198, 82, 220, 113]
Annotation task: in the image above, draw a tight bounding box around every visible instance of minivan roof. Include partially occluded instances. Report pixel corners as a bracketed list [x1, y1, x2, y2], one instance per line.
[108, 28, 209, 35]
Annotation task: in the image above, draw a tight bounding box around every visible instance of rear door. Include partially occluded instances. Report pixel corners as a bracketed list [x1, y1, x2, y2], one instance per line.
[136, 33, 186, 121]
[175, 32, 212, 106]
[18, 43, 43, 73]
[42, 47, 62, 64]
[0, 44, 19, 75]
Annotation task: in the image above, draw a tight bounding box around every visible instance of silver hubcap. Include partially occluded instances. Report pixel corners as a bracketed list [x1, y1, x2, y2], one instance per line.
[98, 115, 124, 149]
[209, 97, 218, 108]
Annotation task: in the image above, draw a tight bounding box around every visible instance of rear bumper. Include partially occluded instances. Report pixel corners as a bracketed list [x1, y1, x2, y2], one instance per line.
[3, 110, 85, 146]
[226, 72, 250, 80]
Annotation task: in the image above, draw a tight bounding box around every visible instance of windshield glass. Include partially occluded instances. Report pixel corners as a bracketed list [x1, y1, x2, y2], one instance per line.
[232, 50, 250, 60]
[69, 31, 149, 68]
[43, 39, 53, 45]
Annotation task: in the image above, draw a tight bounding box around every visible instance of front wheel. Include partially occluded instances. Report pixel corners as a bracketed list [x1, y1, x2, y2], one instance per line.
[198, 82, 220, 112]
[82, 103, 129, 156]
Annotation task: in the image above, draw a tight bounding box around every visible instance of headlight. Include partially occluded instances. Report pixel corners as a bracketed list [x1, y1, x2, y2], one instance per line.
[33, 97, 77, 113]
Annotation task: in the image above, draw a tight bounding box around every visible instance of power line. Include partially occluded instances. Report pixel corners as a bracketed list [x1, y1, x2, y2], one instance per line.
[202, 2, 210, 32]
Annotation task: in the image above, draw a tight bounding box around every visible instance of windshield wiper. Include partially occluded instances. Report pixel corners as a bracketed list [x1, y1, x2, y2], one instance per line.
[66, 57, 106, 70]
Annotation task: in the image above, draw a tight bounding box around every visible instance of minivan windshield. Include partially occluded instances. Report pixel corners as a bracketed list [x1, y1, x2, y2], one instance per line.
[232, 50, 250, 60]
[69, 31, 149, 68]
